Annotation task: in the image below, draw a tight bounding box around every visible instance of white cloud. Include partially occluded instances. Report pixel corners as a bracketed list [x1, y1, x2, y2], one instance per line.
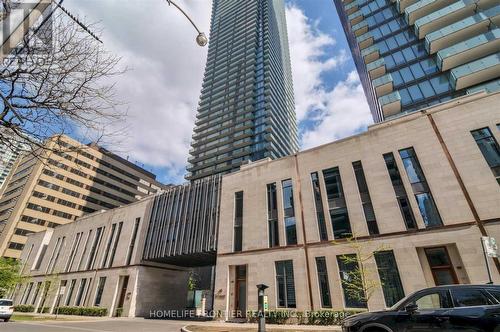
[63, 1, 372, 183]
[65, 0, 212, 183]
[285, 4, 372, 149]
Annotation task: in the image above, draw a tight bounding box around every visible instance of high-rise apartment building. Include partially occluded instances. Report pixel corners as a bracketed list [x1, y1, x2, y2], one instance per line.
[186, 0, 298, 181]
[334, 0, 500, 122]
[0, 128, 29, 189]
[0, 135, 165, 258]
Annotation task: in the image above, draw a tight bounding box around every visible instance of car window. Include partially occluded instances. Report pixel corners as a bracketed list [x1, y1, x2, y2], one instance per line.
[487, 289, 500, 303]
[415, 292, 450, 310]
[452, 289, 492, 307]
[0, 300, 13, 306]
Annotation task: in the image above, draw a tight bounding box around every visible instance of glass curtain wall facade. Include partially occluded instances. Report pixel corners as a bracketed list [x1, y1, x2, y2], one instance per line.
[187, 0, 298, 181]
[334, 0, 500, 122]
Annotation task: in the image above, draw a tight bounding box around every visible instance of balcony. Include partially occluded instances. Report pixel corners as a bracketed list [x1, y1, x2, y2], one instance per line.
[467, 78, 500, 94]
[352, 20, 369, 37]
[437, 28, 500, 71]
[357, 31, 374, 50]
[397, 0, 419, 13]
[405, 0, 456, 25]
[348, 10, 364, 26]
[366, 58, 386, 79]
[379, 91, 402, 119]
[373, 73, 394, 97]
[414, 0, 495, 39]
[361, 45, 380, 63]
[425, 5, 500, 54]
[450, 52, 500, 90]
[344, 0, 359, 15]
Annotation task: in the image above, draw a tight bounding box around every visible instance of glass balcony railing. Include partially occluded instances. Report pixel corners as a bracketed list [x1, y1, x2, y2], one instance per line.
[414, 0, 475, 39]
[379, 91, 402, 118]
[397, 0, 420, 13]
[344, 0, 359, 14]
[450, 52, 500, 90]
[348, 10, 364, 25]
[352, 20, 368, 36]
[425, 5, 500, 54]
[356, 31, 374, 49]
[366, 58, 386, 79]
[361, 44, 379, 63]
[373, 73, 394, 96]
[405, 0, 456, 25]
[467, 78, 500, 94]
[437, 28, 500, 71]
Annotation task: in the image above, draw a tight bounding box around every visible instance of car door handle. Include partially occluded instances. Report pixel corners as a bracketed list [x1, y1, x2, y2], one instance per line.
[436, 316, 450, 322]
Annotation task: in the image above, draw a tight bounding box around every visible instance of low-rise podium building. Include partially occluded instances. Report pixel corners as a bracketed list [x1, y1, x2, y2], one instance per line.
[212, 91, 500, 318]
[11, 91, 500, 318]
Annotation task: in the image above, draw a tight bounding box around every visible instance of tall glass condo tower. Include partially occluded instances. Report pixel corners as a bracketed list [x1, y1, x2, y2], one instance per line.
[334, 0, 500, 123]
[186, 0, 298, 181]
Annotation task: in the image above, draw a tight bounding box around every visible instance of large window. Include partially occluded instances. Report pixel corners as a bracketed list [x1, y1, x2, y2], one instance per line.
[101, 223, 117, 268]
[399, 148, 442, 227]
[383, 153, 417, 230]
[65, 232, 82, 272]
[471, 127, 500, 184]
[86, 227, 104, 270]
[65, 279, 76, 306]
[282, 179, 297, 245]
[337, 254, 367, 308]
[74, 278, 87, 306]
[126, 218, 141, 265]
[93, 277, 106, 307]
[108, 222, 123, 267]
[352, 161, 379, 235]
[323, 167, 352, 239]
[234, 191, 243, 252]
[424, 247, 458, 285]
[267, 183, 279, 247]
[315, 257, 332, 308]
[31, 282, 42, 305]
[275, 260, 296, 308]
[78, 230, 92, 270]
[374, 250, 405, 307]
[22, 282, 34, 304]
[311, 172, 328, 241]
[33, 244, 48, 270]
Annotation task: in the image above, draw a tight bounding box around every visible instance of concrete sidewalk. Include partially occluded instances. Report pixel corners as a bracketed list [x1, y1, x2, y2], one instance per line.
[183, 321, 342, 331]
[13, 311, 118, 321]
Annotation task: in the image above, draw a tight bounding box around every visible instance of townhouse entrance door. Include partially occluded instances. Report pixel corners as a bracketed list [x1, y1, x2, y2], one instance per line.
[234, 265, 247, 318]
[425, 247, 458, 285]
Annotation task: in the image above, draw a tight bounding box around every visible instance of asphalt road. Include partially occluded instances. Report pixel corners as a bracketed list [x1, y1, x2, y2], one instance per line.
[0, 318, 189, 332]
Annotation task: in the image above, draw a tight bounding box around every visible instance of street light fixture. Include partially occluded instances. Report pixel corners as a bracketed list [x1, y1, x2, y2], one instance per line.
[165, 0, 208, 47]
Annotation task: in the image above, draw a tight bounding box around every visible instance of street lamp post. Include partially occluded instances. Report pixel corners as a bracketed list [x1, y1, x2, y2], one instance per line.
[165, 0, 208, 47]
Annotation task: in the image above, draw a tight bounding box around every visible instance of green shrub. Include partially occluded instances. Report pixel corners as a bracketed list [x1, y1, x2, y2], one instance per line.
[13, 305, 34, 312]
[40, 306, 50, 313]
[55, 306, 108, 317]
[115, 307, 123, 317]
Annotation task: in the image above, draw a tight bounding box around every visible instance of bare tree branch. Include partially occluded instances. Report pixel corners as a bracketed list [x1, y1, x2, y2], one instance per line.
[0, 7, 126, 159]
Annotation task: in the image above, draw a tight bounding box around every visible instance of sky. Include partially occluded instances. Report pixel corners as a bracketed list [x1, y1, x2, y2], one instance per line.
[66, 0, 372, 185]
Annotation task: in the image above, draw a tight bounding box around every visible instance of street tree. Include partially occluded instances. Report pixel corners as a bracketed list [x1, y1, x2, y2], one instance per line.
[0, 6, 125, 159]
[334, 235, 388, 307]
[0, 257, 23, 297]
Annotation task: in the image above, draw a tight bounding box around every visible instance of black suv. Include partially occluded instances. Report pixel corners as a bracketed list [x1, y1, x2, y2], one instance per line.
[342, 284, 500, 332]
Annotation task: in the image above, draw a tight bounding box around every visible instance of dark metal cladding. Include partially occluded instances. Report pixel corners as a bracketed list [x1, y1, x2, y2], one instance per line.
[142, 175, 222, 266]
